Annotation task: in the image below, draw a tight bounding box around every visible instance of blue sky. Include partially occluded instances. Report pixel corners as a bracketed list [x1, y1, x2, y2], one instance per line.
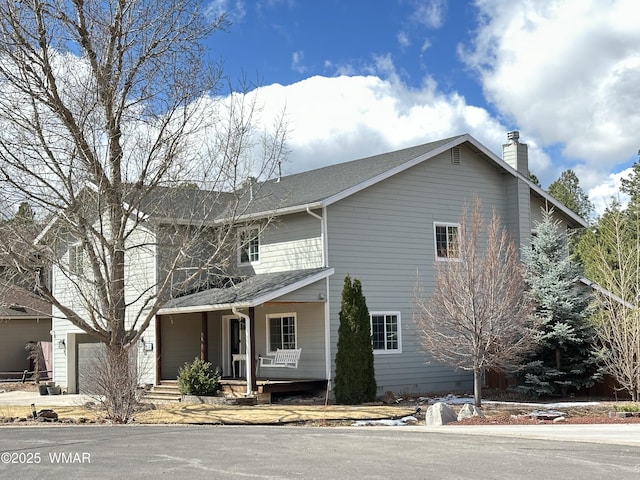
[214, 1, 478, 94]
[205, 0, 640, 214]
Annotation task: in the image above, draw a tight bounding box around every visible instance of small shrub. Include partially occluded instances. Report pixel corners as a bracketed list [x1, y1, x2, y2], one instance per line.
[177, 358, 220, 396]
[614, 403, 640, 413]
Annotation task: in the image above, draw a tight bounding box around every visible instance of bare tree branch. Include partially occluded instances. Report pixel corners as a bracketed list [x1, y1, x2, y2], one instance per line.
[414, 196, 537, 406]
[0, 1, 287, 355]
[587, 209, 640, 401]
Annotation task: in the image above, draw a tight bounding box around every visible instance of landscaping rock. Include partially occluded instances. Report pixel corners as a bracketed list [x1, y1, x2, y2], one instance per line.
[36, 409, 59, 421]
[529, 410, 566, 421]
[457, 403, 485, 421]
[425, 402, 457, 426]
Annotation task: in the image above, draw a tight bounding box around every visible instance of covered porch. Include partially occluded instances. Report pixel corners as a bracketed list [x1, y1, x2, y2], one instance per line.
[154, 268, 333, 398]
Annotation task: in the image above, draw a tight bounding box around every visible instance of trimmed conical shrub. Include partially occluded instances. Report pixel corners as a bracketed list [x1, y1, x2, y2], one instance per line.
[334, 275, 376, 404]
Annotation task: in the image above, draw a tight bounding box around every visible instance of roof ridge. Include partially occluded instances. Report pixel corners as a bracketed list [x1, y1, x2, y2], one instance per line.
[269, 134, 466, 184]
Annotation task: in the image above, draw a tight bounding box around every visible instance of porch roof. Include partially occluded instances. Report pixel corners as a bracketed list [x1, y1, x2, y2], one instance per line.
[158, 267, 334, 315]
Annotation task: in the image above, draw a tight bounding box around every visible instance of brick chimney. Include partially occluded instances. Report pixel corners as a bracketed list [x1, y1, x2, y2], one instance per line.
[502, 131, 528, 176]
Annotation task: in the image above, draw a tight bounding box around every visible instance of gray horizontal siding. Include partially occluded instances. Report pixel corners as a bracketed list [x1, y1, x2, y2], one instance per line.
[325, 146, 508, 394]
[254, 303, 326, 379]
[276, 279, 327, 303]
[237, 211, 323, 275]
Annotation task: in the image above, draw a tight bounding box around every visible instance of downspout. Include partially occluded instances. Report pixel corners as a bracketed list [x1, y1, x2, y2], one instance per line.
[306, 206, 325, 266]
[306, 206, 332, 388]
[232, 306, 252, 396]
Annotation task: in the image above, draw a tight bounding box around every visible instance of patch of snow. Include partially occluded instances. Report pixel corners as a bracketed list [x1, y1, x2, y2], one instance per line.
[351, 415, 418, 427]
[419, 394, 601, 409]
[485, 401, 601, 409]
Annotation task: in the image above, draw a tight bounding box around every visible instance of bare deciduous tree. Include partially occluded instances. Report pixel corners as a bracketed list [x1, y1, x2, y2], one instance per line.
[414, 197, 536, 407]
[80, 345, 142, 423]
[586, 209, 640, 401]
[0, 1, 287, 419]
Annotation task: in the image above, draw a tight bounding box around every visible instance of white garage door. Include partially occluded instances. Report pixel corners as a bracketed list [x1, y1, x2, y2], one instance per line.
[76, 335, 139, 394]
[76, 335, 103, 394]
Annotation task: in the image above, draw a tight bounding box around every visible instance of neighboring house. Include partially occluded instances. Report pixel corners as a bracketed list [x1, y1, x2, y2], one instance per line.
[50, 131, 587, 397]
[0, 279, 52, 379]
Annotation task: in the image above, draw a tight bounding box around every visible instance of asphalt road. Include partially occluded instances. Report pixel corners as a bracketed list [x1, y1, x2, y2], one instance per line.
[1, 425, 639, 479]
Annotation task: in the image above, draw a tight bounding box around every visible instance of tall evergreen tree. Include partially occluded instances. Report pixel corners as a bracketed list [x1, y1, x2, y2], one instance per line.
[519, 209, 599, 397]
[576, 201, 631, 286]
[334, 275, 376, 404]
[547, 169, 594, 221]
[529, 171, 541, 187]
[620, 159, 640, 219]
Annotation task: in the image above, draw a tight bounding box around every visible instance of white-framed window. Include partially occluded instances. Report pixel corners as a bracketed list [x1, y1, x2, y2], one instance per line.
[68, 242, 83, 275]
[266, 313, 297, 353]
[238, 226, 260, 264]
[370, 312, 401, 353]
[434, 222, 460, 260]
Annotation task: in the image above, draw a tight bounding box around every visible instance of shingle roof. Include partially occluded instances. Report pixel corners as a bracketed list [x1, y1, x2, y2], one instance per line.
[238, 135, 464, 215]
[159, 267, 333, 314]
[133, 186, 235, 223]
[138, 135, 464, 222]
[0, 279, 51, 319]
[128, 132, 587, 229]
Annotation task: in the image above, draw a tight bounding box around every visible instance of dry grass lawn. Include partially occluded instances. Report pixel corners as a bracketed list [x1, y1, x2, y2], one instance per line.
[0, 401, 415, 425]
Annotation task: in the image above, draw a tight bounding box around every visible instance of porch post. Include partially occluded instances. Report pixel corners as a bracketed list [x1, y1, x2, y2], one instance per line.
[249, 307, 257, 392]
[200, 312, 208, 362]
[155, 315, 162, 385]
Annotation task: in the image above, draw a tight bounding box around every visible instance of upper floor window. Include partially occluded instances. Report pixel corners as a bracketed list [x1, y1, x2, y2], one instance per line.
[370, 312, 401, 353]
[238, 226, 260, 264]
[434, 223, 459, 260]
[68, 242, 83, 275]
[266, 313, 297, 352]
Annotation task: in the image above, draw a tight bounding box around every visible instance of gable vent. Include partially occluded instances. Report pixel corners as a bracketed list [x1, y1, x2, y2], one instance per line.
[451, 146, 461, 165]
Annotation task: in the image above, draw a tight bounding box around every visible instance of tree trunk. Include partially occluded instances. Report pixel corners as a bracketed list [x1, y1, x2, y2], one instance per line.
[556, 348, 568, 397]
[473, 368, 483, 407]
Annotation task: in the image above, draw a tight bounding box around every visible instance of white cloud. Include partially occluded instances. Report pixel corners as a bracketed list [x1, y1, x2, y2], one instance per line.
[587, 168, 632, 215]
[291, 51, 306, 73]
[206, 0, 246, 23]
[412, 0, 446, 29]
[248, 73, 510, 176]
[397, 31, 411, 49]
[460, 0, 640, 191]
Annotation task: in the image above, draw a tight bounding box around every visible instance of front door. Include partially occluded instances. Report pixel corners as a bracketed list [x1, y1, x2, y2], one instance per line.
[223, 316, 245, 378]
[230, 318, 241, 357]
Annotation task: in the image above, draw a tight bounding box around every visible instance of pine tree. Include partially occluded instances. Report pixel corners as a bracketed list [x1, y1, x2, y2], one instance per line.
[334, 275, 376, 404]
[547, 169, 594, 221]
[576, 201, 630, 286]
[519, 209, 599, 397]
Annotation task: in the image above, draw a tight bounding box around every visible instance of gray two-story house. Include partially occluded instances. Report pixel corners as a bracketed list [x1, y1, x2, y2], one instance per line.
[50, 132, 587, 399]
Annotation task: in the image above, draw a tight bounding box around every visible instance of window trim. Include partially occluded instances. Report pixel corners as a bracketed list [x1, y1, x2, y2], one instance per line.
[370, 311, 402, 354]
[434, 222, 460, 261]
[265, 312, 297, 354]
[238, 226, 260, 265]
[68, 241, 84, 276]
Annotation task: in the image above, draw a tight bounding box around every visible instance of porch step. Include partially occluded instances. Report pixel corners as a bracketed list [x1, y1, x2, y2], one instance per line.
[141, 382, 181, 403]
[141, 381, 259, 404]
